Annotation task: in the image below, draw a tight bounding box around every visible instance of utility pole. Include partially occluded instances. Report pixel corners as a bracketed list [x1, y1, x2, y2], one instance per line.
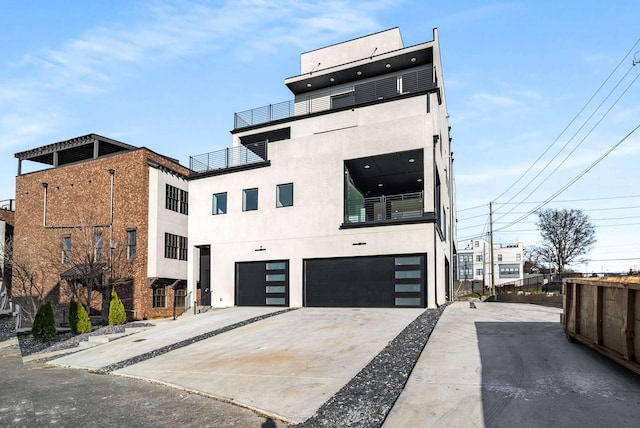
[489, 201, 495, 296]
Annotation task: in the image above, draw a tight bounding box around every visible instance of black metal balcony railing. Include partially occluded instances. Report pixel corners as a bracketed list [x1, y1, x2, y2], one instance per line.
[235, 68, 434, 129]
[346, 192, 424, 224]
[0, 199, 15, 211]
[190, 140, 267, 173]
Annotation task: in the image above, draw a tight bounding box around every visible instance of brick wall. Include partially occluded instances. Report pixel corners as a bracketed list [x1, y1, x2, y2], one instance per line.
[13, 147, 190, 325]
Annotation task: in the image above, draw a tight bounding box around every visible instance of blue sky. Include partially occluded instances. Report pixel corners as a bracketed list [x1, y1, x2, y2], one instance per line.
[1, 1, 639, 273]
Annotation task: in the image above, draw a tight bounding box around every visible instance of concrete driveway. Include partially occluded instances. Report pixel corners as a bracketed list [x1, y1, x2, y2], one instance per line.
[50, 307, 423, 424]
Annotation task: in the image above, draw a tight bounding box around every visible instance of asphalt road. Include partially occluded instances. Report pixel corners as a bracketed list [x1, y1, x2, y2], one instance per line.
[0, 345, 285, 428]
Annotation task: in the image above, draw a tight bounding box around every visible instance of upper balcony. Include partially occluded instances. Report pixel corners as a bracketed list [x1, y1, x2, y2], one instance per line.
[234, 67, 435, 130]
[0, 199, 15, 212]
[189, 140, 268, 176]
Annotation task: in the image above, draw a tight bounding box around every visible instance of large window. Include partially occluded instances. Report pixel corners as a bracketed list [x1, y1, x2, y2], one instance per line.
[212, 192, 227, 215]
[276, 183, 293, 208]
[62, 235, 71, 264]
[165, 233, 188, 261]
[243, 188, 258, 211]
[499, 264, 520, 278]
[153, 287, 166, 308]
[166, 184, 188, 215]
[127, 229, 137, 259]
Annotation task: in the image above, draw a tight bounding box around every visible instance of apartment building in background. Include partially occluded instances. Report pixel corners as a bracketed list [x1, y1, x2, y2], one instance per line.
[12, 134, 190, 324]
[457, 238, 524, 290]
[187, 27, 456, 309]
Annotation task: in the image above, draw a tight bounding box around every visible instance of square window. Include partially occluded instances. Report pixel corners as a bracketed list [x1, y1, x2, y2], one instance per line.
[277, 183, 293, 207]
[213, 192, 227, 215]
[243, 188, 258, 211]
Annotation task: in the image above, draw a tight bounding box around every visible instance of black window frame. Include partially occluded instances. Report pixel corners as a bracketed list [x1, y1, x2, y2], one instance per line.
[166, 184, 188, 215]
[212, 192, 227, 215]
[276, 183, 294, 208]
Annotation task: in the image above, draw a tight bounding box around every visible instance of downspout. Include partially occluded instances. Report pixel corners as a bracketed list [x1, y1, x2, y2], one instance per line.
[108, 169, 115, 288]
[432, 136, 438, 307]
[42, 182, 48, 227]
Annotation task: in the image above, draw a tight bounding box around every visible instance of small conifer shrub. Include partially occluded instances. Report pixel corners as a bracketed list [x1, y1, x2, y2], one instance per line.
[69, 299, 79, 334]
[32, 301, 57, 342]
[109, 289, 127, 326]
[75, 301, 92, 334]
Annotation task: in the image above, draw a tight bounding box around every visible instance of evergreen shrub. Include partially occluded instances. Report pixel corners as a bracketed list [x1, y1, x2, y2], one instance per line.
[32, 301, 56, 342]
[109, 289, 127, 326]
[76, 301, 92, 334]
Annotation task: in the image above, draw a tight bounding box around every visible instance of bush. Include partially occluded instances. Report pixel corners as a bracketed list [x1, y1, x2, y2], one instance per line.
[75, 301, 92, 334]
[69, 299, 79, 334]
[32, 301, 56, 342]
[109, 289, 127, 326]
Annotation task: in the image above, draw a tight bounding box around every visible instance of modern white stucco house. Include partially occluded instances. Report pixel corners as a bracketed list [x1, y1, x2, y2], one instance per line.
[186, 28, 456, 309]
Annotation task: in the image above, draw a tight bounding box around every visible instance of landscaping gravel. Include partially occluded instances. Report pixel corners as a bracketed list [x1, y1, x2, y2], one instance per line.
[292, 304, 447, 428]
[17, 323, 154, 357]
[0, 319, 16, 342]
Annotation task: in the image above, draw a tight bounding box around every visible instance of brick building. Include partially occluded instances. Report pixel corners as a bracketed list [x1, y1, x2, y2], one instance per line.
[13, 134, 191, 324]
[0, 201, 14, 313]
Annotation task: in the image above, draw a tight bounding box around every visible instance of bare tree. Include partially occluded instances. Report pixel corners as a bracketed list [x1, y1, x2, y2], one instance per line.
[536, 208, 596, 273]
[1, 237, 49, 324]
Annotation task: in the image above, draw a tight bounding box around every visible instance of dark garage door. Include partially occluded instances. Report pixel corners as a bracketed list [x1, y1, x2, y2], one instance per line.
[236, 260, 289, 306]
[304, 254, 425, 307]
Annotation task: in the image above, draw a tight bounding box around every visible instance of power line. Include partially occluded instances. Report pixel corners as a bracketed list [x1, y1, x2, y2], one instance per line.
[494, 70, 640, 224]
[492, 36, 640, 203]
[494, 122, 640, 233]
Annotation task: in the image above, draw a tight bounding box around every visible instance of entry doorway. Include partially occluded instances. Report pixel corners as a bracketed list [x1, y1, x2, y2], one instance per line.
[198, 245, 211, 306]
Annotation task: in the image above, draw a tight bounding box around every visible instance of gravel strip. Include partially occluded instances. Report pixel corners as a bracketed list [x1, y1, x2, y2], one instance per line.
[96, 308, 297, 373]
[17, 322, 156, 357]
[0, 318, 16, 342]
[292, 304, 447, 428]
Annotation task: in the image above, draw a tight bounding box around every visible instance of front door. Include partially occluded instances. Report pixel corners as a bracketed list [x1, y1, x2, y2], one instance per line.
[199, 246, 211, 306]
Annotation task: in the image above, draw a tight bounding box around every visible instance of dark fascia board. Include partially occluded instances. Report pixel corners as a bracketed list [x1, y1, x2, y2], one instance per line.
[340, 212, 436, 230]
[231, 89, 434, 135]
[146, 159, 190, 180]
[14, 133, 137, 161]
[187, 160, 271, 181]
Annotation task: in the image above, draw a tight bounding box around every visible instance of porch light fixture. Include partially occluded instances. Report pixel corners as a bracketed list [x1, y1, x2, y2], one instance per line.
[408, 158, 415, 163]
[306, 83, 312, 88]
[353, 242, 367, 246]
[378, 183, 383, 187]
[330, 77, 335, 82]
[385, 63, 391, 68]
[364, 164, 370, 169]
[417, 178, 423, 182]
[356, 71, 362, 75]
[411, 57, 417, 62]
[255, 245, 266, 252]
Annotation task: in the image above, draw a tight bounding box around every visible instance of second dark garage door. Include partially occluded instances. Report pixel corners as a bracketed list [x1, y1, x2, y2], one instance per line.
[304, 254, 426, 308]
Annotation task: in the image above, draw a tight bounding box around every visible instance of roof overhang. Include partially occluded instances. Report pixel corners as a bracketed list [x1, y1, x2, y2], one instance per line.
[284, 42, 433, 95]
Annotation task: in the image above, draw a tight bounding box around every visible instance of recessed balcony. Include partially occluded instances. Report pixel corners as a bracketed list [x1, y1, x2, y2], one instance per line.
[234, 68, 435, 129]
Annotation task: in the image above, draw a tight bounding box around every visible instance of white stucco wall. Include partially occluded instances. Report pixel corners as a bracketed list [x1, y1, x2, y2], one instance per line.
[188, 94, 452, 308]
[148, 168, 189, 280]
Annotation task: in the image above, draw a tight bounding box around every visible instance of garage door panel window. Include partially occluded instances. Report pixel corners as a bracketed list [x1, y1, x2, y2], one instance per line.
[266, 297, 286, 305]
[395, 283, 421, 293]
[266, 273, 286, 282]
[266, 285, 286, 293]
[395, 297, 421, 306]
[266, 262, 286, 270]
[395, 256, 421, 266]
[395, 270, 421, 279]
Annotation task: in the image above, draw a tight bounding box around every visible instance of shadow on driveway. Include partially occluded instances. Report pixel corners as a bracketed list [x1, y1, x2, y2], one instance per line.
[477, 321, 640, 428]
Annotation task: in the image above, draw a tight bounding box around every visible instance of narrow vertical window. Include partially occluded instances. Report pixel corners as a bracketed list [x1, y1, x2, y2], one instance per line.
[62, 235, 71, 264]
[276, 183, 293, 208]
[153, 287, 166, 308]
[243, 188, 258, 211]
[212, 192, 227, 215]
[127, 229, 137, 259]
[94, 232, 103, 262]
